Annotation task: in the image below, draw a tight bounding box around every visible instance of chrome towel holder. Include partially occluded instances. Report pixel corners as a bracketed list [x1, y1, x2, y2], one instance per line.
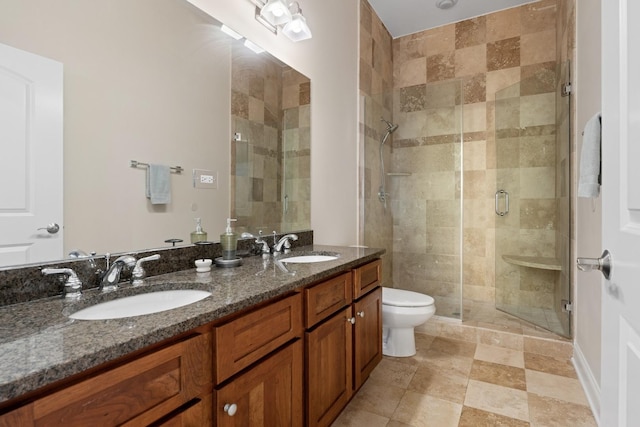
[130, 160, 183, 174]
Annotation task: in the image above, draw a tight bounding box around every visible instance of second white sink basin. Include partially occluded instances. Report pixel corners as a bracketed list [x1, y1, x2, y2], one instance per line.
[281, 255, 338, 263]
[69, 290, 212, 320]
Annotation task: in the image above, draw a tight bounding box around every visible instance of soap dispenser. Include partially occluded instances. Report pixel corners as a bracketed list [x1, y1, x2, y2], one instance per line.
[215, 218, 242, 268]
[190, 218, 208, 244]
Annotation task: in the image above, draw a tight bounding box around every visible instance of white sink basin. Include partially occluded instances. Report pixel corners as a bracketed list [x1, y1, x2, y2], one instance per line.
[69, 290, 212, 320]
[281, 255, 338, 263]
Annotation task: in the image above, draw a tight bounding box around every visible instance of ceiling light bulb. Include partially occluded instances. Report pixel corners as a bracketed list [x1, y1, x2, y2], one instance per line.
[260, 0, 292, 26]
[282, 13, 312, 41]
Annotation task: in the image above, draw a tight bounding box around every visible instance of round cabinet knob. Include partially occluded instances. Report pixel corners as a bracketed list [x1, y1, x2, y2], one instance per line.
[224, 403, 238, 416]
[347, 317, 356, 324]
[357, 311, 365, 318]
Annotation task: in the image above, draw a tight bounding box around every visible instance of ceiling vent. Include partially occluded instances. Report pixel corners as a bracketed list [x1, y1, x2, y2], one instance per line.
[435, 0, 458, 10]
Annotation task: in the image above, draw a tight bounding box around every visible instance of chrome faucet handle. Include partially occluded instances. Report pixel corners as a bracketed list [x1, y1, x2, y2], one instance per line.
[241, 231, 271, 254]
[273, 234, 299, 255]
[132, 254, 161, 286]
[42, 267, 83, 299]
[100, 255, 136, 292]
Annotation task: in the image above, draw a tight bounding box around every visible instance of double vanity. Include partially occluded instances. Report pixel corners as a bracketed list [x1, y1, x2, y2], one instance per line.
[0, 244, 384, 426]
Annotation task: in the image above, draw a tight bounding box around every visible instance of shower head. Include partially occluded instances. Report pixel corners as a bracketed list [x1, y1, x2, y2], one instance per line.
[381, 117, 399, 133]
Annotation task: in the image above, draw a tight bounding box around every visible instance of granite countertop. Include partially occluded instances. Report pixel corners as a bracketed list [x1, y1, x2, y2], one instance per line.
[0, 245, 383, 404]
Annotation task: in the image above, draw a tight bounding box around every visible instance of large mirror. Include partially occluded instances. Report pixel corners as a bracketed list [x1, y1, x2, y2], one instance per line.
[0, 0, 310, 268]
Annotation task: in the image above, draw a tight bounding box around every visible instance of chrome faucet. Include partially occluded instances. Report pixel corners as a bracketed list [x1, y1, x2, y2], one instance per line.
[273, 234, 298, 255]
[131, 254, 161, 286]
[100, 255, 136, 292]
[42, 267, 83, 299]
[241, 231, 271, 255]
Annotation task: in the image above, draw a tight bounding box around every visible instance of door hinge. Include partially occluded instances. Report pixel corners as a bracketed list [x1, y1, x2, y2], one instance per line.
[561, 82, 572, 97]
[562, 299, 573, 313]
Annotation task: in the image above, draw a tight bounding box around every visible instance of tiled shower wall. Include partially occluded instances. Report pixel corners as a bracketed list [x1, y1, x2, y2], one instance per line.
[359, 0, 394, 285]
[231, 45, 310, 233]
[360, 0, 570, 319]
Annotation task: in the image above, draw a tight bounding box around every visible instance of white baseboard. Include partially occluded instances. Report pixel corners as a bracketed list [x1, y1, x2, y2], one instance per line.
[572, 342, 601, 426]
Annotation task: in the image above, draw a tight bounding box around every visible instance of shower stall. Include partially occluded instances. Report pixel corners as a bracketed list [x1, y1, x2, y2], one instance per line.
[361, 65, 571, 336]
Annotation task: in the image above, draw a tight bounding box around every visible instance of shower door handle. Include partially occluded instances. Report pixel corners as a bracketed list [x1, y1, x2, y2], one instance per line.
[495, 190, 509, 216]
[577, 249, 612, 280]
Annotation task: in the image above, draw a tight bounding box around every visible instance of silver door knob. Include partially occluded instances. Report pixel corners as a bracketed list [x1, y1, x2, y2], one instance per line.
[577, 249, 612, 280]
[37, 223, 60, 234]
[224, 403, 237, 416]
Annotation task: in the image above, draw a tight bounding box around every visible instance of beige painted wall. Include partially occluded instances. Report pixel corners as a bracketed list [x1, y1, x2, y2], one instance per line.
[189, 0, 360, 246]
[575, 0, 602, 394]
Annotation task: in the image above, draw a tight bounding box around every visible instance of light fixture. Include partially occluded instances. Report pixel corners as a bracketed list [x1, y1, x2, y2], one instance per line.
[251, 0, 313, 42]
[243, 39, 265, 54]
[221, 25, 243, 40]
[282, 3, 312, 41]
[259, 0, 292, 26]
[436, 0, 458, 9]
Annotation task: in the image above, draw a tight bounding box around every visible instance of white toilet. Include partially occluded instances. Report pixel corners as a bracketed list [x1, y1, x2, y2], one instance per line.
[382, 287, 436, 357]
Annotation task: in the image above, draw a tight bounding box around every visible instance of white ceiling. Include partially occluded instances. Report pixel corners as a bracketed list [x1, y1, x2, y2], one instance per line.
[367, 0, 540, 38]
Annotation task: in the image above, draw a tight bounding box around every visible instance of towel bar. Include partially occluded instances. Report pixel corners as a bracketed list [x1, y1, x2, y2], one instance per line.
[130, 160, 183, 174]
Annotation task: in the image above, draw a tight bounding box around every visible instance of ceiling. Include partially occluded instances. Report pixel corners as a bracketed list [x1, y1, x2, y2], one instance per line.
[367, 0, 540, 38]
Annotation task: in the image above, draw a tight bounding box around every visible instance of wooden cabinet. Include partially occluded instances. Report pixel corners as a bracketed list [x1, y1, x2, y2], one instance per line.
[0, 331, 213, 427]
[305, 260, 382, 427]
[214, 293, 303, 384]
[0, 258, 381, 427]
[305, 307, 353, 427]
[153, 394, 212, 426]
[353, 287, 383, 390]
[215, 340, 303, 427]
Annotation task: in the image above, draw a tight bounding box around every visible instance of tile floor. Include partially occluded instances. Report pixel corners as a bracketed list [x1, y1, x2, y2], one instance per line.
[331, 332, 597, 426]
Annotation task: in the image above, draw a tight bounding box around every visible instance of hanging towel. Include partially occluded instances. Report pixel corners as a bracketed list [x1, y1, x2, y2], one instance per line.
[146, 164, 171, 204]
[578, 113, 602, 198]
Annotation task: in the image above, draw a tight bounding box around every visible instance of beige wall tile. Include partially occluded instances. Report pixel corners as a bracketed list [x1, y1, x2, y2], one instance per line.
[463, 103, 488, 133]
[394, 57, 427, 88]
[455, 44, 487, 77]
[520, 93, 556, 126]
[520, 167, 555, 199]
[425, 24, 455, 56]
[486, 7, 522, 42]
[520, 30, 556, 65]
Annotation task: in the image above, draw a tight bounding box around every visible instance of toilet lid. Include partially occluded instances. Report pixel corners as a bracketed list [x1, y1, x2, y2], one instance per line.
[382, 287, 435, 307]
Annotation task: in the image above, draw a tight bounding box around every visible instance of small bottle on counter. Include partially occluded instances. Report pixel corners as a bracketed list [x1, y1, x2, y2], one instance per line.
[190, 218, 207, 244]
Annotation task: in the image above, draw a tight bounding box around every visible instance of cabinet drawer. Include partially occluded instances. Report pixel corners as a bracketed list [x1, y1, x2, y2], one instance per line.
[304, 272, 352, 328]
[352, 259, 381, 299]
[214, 293, 302, 383]
[32, 332, 212, 427]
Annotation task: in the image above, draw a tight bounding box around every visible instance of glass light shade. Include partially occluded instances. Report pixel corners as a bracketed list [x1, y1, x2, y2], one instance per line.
[260, 0, 292, 26]
[282, 13, 312, 41]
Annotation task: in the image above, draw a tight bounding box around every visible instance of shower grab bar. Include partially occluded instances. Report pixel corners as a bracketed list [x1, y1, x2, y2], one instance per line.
[495, 189, 509, 216]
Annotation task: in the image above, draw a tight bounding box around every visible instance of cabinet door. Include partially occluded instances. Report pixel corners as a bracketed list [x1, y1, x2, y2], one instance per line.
[215, 340, 303, 427]
[352, 259, 381, 299]
[353, 287, 382, 390]
[306, 307, 353, 427]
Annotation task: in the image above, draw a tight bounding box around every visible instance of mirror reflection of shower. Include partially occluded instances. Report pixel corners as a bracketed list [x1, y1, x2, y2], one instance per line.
[378, 117, 399, 209]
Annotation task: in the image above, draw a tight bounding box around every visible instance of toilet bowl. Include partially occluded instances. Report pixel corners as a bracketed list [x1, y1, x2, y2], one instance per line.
[382, 287, 435, 357]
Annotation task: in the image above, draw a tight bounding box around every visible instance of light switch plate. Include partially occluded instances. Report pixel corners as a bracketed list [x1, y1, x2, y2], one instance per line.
[193, 169, 218, 189]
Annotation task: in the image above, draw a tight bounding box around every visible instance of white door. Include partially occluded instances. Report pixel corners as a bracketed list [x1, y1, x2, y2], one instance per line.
[0, 43, 63, 266]
[600, 1, 640, 425]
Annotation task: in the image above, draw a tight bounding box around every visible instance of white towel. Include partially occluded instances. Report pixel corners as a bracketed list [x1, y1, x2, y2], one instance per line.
[578, 113, 602, 198]
[146, 164, 171, 204]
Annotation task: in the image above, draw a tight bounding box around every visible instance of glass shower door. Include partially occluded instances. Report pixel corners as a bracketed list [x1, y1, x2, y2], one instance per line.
[494, 62, 571, 337]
